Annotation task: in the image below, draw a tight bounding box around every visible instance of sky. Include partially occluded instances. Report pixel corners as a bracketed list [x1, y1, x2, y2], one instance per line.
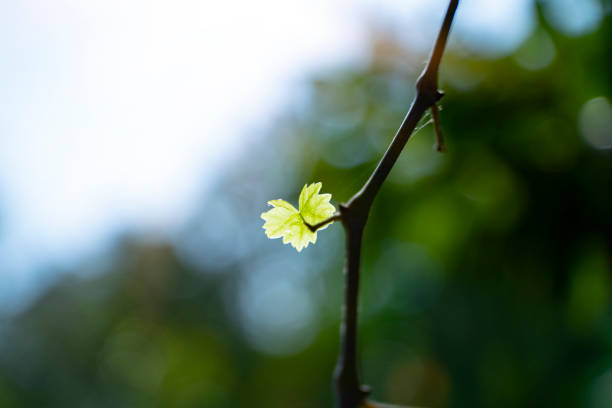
[0, 0, 605, 313]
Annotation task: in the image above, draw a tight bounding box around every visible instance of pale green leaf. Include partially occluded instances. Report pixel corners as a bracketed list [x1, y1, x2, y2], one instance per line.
[261, 182, 336, 252]
[298, 182, 335, 228]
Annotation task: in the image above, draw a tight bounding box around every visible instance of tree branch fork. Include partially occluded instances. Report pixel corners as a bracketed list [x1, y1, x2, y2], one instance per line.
[308, 0, 458, 231]
[310, 2, 460, 407]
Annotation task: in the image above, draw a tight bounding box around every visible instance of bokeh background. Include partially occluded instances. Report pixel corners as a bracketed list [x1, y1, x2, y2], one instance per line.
[1, 0, 612, 407]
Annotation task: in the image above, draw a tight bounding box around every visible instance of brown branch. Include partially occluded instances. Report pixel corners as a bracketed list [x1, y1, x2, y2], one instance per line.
[305, 213, 342, 232]
[333, 2, 460, 407]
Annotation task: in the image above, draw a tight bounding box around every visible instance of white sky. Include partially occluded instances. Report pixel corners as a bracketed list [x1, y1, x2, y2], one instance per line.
[5, 0, 596, 312]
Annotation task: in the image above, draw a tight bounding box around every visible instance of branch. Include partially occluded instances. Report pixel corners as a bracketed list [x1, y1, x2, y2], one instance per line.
[350, 0, 459, 209]
[416, 0, 460, 98]
[332, 2, 460, 408]
[431, 104, 446, 152]
[306, 213, 342, 232]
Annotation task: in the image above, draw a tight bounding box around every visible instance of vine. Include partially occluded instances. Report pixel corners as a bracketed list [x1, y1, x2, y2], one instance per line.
[262, 2, 460, 406]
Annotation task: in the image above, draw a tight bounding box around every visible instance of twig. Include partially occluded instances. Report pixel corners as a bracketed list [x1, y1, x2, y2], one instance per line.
[332, 2, 459, 407]
[431, 104, 446, 152]
[306, 213, 342, 232]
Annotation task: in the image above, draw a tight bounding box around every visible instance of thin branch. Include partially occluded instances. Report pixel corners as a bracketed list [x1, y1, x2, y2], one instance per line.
[431, 104, 446, 152]
[351, 0, 459, 209]
[417, 0, 460, 96]
[332, 2, 460, 408]
[305, 213, 342, 232]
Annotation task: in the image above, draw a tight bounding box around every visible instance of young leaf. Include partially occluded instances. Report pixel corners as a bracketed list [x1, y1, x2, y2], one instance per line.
[261, 182, 336, 252]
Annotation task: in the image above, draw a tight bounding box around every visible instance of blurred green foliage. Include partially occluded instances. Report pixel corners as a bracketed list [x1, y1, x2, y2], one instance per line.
[1, 5, 611, 408]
